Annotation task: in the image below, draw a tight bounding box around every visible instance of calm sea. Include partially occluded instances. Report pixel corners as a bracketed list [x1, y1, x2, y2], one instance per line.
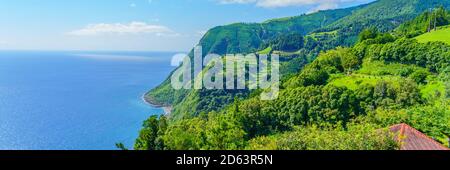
[0, 51, 176, 150]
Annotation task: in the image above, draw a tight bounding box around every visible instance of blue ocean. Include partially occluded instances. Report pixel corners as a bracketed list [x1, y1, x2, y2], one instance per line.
[0, 51, 176, 150]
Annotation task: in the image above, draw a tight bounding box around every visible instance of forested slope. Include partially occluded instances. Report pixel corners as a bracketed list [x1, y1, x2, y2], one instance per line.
[135, 1, 450, 150]
[146, 0, 450, 120]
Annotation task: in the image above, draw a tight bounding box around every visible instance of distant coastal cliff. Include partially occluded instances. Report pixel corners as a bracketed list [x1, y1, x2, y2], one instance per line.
[142, 94, 172, 116]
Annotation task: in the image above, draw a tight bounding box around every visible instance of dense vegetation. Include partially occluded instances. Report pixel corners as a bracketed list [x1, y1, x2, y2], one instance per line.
[396, 6, 450, 37]
[134, 1, 450, 150]
[146, 0, 450, 120]
[145, 6, 361, 117]
[267, 33, 304, 52]
[135, 32, 450, 150]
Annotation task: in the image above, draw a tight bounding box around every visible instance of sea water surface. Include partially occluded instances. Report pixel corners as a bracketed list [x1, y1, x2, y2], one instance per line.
[0, 51, 176, 150]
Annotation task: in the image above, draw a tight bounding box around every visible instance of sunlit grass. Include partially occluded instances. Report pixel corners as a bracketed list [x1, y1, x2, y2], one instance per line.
[415, 26, 450, 45]
[328, 74, 402, 90]
[420, 80, 446, 100]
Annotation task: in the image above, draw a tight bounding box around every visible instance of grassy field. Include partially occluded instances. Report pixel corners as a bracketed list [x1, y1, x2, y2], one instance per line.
[415, 27, 450, 45]
[329, 58, 446, 102]
[357, 59, 428, 76]
[328, 59, 421, 90]
[328, 74, 402, 90]
[257, 47, 272, 55]
[306, 30, 338, 41]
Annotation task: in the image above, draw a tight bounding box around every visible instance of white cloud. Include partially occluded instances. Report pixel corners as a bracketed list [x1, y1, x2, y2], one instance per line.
[218, 0, 372, 10]
[68, 22, 177, 36]
[306, 1, 339, 13]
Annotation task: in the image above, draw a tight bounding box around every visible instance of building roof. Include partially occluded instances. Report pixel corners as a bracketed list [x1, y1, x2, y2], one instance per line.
[390, 123, 449, 150]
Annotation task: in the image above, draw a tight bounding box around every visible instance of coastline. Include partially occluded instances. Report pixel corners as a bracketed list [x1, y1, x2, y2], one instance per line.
[141, 93, 172, 116]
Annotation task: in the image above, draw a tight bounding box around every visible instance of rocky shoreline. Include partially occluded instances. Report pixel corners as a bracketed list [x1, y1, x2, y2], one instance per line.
[142, 94, 172, 116]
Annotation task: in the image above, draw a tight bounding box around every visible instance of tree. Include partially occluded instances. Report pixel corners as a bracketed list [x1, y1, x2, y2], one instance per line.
[373, 81, 396, 108]
[358, 28, 379, 43]
[134, 116, 160, 150]
[271, 33, 304, 52]
[205, 113, 246, 150]
[134, 128, 158, 150]
[115, 143, 128, 150]
[339, 48, 360, 74]
[395, 79, 422, 107]
[409, 70, 430, 84]
[155, 115, 168, 150]
[163, 118, 207, 150]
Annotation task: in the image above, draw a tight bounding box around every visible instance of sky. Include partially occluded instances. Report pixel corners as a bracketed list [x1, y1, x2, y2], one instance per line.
[0, 0, 375, 52]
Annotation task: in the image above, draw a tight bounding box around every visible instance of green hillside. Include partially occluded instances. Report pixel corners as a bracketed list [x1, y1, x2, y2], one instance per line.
[200, 0, 450, 56]
[147, 0, 450, 119]
[135, 1, 450, 150]
[197, 7, 360, 56]
[416, 26, 450, 44]
[145, 6, 359, 114]
[136, 31, 450, 150]
[396, 6, 450, 37]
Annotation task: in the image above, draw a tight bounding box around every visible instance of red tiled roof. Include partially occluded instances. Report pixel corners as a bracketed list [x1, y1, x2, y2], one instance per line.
[390, 123, 449, 150]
